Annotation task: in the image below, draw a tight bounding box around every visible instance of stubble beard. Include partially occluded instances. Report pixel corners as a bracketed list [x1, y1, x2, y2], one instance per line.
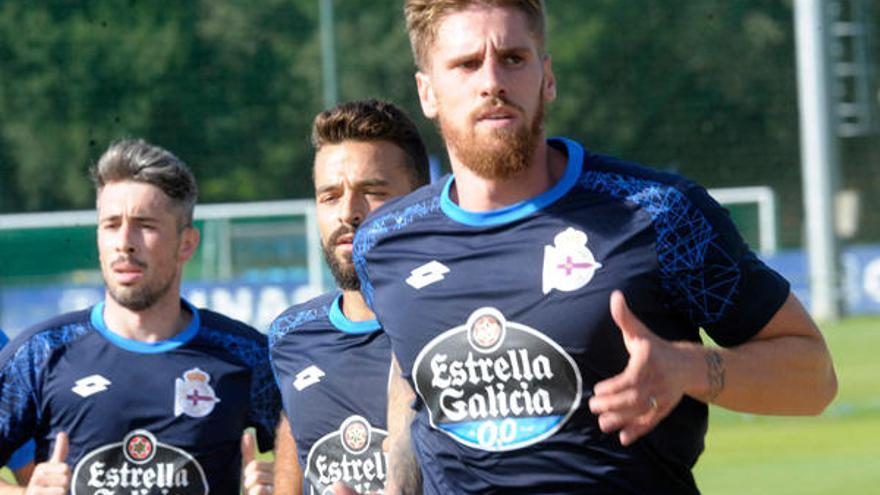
[322, 227, 360, 291]
[439, 90, 546, 181]
[105, 266, 177, 312]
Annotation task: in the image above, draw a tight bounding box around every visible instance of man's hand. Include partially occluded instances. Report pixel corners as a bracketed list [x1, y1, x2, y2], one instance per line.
[25, 432, 70, 494]
[241, 431, 274, 495]
[588, 291, 691, 446]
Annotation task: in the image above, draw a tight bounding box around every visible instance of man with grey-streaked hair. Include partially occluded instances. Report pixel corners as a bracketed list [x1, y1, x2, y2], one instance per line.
[0, 139, 284, 495]
[92, 138, 198, 230]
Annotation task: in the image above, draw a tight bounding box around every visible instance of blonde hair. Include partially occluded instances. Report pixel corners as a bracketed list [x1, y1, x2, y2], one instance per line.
[404, 0, 547, 70]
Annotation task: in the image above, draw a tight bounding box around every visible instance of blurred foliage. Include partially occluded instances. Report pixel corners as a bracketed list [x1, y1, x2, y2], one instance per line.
[0, 0, 878, 247]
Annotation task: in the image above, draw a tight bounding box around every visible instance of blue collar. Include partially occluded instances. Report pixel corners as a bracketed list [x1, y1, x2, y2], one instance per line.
[328, 293, 382, 334]
[440, 137, 583, 226]
[90, 299, 201, 353]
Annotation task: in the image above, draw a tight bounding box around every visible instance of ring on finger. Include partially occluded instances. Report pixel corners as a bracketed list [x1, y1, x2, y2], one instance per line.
[648, 396, 658, 410]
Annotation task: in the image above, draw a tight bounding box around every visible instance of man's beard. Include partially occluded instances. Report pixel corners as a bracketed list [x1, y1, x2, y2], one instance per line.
[322, 227, 360, 291]
[439, 89, 545, 181]
[105, 256, 176, 311]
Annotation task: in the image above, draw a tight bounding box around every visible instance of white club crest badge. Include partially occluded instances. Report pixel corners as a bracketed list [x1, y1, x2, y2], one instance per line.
[542, 227, 602, 294]
[174, 368, 221, 418]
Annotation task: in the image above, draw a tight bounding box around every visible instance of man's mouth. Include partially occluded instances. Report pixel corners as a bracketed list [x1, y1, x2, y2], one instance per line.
[335, 233, 354, 246]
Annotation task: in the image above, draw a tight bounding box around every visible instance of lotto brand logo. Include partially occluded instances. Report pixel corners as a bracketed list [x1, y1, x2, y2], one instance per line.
[71, 375, 111, 398]
[306, 415, 388, 494]
[406, 261, 449, 289]
[293, 365, 325, 391]
[413, 307, 583, 452]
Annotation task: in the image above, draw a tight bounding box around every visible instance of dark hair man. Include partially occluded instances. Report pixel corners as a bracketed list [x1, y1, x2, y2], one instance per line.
[269, 99, 429, 495]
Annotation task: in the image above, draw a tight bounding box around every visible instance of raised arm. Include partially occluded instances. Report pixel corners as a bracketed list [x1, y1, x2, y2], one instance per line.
[589, 290, 837, 445]
[0, 433, 70, 495]
[272, 414, 302, 495]
[383, 354, 421, 495]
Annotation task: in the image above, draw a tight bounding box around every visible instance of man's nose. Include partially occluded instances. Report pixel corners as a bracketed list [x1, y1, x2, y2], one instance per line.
[339, 193, 366, 227]
[115, 222, 136, 253]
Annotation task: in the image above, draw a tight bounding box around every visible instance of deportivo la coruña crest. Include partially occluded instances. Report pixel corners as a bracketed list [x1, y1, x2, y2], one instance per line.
[542, 227, 602, 294]
[412, 306, 584, 452]
[174, 368, 220, 418]
[72, 429, 209, 494]
[305, 415, 389, 494]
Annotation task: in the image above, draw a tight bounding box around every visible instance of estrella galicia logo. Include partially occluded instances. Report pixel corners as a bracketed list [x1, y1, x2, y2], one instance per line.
[413, 307, 583, 452]
[72, 429, 209, 494]
[305, 415, 388, 494]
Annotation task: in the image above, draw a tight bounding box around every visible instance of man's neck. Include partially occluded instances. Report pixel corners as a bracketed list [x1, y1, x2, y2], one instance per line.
[340, 290, 376, 322]
[102, 291, 191, 343]
[449, 139, 568, 211]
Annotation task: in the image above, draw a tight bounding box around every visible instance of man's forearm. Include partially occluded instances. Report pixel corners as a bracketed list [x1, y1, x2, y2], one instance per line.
[682, 295, 837, 415]
[385, 355, 421, 495]
[273, 414, 302, 495]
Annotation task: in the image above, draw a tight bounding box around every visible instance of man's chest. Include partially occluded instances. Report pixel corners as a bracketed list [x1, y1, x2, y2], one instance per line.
[44, 346, 250, 448]
[275, 332, 390, 439]
[370, 210, 660, 376]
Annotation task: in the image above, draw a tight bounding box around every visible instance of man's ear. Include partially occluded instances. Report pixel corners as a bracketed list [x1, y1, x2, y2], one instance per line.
[178, 225, 200, 263]
[416, 71, 439, 119]
[542, 55, 557, 103]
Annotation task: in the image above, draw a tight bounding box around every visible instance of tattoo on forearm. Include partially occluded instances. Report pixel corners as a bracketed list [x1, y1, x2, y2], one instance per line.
[705, 350, 725, 402]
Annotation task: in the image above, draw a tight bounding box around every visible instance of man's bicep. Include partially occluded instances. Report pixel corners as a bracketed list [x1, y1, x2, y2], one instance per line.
[747, 292, 824, 342]
[387, 354, 416, 427]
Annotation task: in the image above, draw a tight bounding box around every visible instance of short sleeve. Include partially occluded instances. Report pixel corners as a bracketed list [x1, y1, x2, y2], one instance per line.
[249, 351, 282, 452]
[6, 439, 35, 471]
[667, 185, 790, 346]
[0, 340, 40, 466]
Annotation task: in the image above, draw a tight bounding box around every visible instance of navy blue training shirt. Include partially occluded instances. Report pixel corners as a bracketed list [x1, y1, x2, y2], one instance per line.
[0, 328, 35, 472]
[0, 299, 280, 494]
[353, 138, 790, 494]
[270, 291, 391, 494]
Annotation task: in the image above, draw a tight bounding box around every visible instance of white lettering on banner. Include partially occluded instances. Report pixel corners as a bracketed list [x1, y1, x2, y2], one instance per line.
[59, 288, 102, 314]
[864, 257, 880, 303]
[211, 287, 254, 323]
[255, 287, 290, 330]
[187, 289, 209, 308]
[189, 285, 320, 330]
[24, 283, 324, 337]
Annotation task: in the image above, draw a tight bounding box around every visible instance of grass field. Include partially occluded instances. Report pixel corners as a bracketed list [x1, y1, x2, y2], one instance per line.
[4, 316, 878, 491]
[695, 315, 880, 494]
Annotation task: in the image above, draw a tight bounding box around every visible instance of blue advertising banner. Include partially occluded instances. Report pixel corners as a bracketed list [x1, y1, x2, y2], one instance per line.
[3, 244, 880, 339]
[0, 281, 321, 338]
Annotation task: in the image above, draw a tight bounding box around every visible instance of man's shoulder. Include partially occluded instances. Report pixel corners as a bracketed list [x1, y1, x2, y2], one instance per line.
[356, 180, 445, 247]
[2, 309, 93, 355]
[0, 308, 93, 371]
[195, 308, 269, 363]
[198, 307, 263, 336]
[580, 148, 696, 192]
[576, 147, 725, 219]
[268, 291, 338, 346]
